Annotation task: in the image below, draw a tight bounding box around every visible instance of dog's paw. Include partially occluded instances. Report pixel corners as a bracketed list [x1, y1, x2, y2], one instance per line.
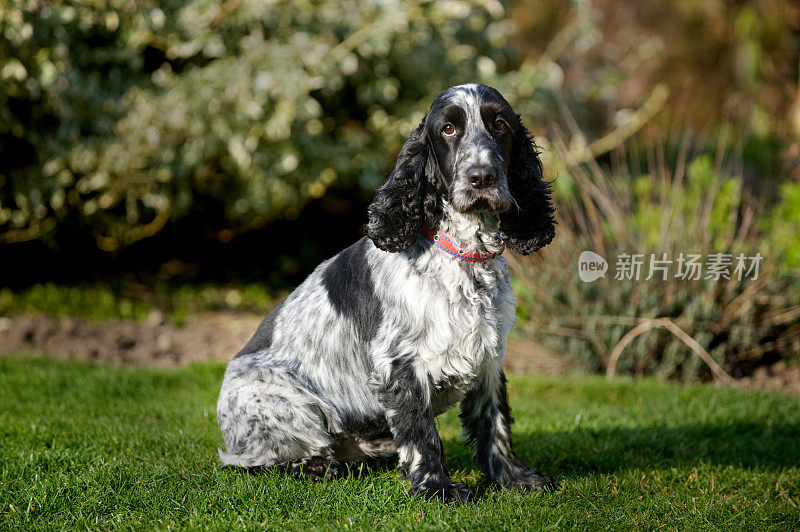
[414, 482, 474, 504]
[503, 468, 559, 492]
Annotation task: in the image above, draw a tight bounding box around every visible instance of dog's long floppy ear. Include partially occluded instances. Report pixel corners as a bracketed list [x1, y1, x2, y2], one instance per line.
[499, 121, 556, 255]
[366, 118, 435, 252]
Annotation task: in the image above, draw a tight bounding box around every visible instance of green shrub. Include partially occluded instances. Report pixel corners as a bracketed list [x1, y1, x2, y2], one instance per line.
[760, 181, 800, 268]
[512, 150, 800, 381]
[0, 0, 516, 250]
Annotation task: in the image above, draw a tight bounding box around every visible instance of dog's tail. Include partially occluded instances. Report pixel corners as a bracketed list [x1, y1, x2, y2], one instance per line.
[218, 449, 273, 469]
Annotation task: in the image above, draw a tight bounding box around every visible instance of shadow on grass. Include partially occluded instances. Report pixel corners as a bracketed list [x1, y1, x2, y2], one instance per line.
[443, 421, 800, 478]
[237, 421, 798, 493]
[221, 422, 799, 504]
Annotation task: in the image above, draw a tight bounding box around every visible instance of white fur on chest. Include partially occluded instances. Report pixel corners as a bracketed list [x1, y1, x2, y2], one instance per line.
[417, 258, 506, 384]
[369, 243, 516, 403]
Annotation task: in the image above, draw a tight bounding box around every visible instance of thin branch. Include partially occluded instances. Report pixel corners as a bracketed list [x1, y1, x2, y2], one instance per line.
[0, 219, 56, 244]
[582, 84, 670, 161]
[605, 317, 734, 384]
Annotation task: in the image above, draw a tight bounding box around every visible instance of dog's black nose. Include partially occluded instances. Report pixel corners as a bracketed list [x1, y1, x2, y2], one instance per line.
[468, 166, 496, 189]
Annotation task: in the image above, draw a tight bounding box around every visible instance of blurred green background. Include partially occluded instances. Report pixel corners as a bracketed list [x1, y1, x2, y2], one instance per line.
[1, 0, 799, 382]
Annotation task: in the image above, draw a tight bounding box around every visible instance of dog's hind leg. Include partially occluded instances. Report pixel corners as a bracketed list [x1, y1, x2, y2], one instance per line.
[217, 367, 334, 471]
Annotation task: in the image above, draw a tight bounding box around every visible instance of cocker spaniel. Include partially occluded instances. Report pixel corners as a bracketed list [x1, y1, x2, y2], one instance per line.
[217, 83, 557, 503]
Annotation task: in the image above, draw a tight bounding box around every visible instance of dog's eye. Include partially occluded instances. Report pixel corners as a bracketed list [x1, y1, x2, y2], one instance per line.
[441, 123, 456, 137]
[494, 119, 507, 132]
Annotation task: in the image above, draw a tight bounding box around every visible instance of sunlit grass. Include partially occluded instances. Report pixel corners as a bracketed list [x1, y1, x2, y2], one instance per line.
[0, 354, 798, 530]
[0, 283, 278, 324]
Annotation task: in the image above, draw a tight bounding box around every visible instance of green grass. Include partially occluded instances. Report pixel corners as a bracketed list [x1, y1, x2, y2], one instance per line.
[0, 283, 278, 324]
[1, 355, 798, 530]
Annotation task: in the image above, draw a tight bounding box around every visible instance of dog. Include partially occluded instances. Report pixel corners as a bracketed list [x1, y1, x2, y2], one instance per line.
[217, 83, 557, 502]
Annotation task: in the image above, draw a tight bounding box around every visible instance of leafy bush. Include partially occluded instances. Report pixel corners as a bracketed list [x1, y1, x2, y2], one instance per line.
[760, 181, 800, 268]
[512, 148, 800, 381]
[0, 0, 516, 250]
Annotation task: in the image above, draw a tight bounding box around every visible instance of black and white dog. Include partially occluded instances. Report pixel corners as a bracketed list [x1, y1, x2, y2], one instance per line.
[217, 83, 557, 502]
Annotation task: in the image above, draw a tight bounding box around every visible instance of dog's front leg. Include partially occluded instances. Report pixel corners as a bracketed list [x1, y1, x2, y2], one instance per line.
[460, 368, 558, 492]
[382, 362, 472, 503]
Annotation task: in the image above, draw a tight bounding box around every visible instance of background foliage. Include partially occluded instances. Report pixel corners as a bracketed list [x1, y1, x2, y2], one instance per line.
[5, 0, 796, 250]
[513, 149, 800, 381]
[1, 0, 520, 250]
[1, 0, 799, 379]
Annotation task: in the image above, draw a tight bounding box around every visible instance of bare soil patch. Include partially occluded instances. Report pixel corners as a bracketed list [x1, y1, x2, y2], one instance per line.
[1, 313, 796, 393]
[739, 361, 800, 395]
[0, 312, 261, 367]
[0, 313, 572, 374]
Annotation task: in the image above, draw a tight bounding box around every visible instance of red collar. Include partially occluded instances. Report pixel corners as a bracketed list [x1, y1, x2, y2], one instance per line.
[420, 227, 505, 262]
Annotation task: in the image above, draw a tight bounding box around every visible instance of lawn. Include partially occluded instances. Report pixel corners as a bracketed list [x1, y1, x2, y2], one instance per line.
[1, 355, 798, 530]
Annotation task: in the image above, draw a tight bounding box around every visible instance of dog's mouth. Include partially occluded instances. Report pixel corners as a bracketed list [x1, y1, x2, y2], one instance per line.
[449, 168, 513, 213]
[449, 187, 513, 214]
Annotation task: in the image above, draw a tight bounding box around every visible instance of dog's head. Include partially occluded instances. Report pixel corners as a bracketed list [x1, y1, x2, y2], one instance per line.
[366, 83, 555, 255]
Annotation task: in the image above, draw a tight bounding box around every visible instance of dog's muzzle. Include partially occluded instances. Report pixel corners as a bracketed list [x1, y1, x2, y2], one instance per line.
[450, 163, 512, 214]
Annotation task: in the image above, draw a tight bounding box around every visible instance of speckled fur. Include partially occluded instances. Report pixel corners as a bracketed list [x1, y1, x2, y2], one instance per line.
[217, 84, 557, 502]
